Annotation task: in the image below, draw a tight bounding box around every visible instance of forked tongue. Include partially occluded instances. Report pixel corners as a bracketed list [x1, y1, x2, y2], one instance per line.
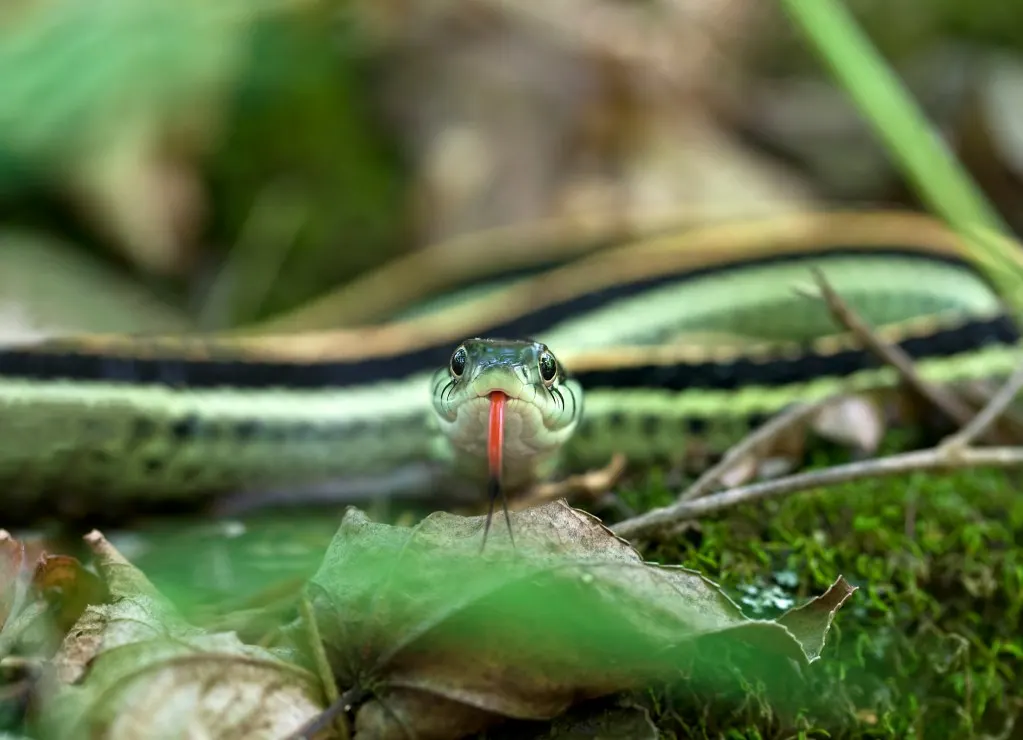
[482, 391, 514, 551]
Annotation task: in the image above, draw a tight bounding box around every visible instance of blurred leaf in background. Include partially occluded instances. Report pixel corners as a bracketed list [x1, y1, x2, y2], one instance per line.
[204, 4, 410, 326]
[0, 0, 254, 274]
[738, 0, 1023, 230]
[367, 0, 816, 247]
[0, 0, 411, 331]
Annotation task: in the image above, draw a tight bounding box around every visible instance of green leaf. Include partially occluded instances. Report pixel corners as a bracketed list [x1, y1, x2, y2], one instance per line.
[304, 501, 855, 739]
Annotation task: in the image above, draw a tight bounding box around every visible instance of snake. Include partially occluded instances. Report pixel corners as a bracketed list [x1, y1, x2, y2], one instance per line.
[1, 211, 1020, 522]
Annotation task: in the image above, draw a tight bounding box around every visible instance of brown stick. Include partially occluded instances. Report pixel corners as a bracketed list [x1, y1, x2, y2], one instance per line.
[615, 265, 1023, 539]
[940, 358, 1023, 450]
[285, 686, 366, 740]
[807, 267, 978, 430]
[612, 445, 1023, 540]
[678, 268, 993, 504]
[678, 399, 832, 502]
[515, 454, 627, 510]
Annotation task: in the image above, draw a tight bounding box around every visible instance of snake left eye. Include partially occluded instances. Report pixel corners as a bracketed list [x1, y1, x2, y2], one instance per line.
[538, 350, 558, 385]
[450, 346, 467, 377]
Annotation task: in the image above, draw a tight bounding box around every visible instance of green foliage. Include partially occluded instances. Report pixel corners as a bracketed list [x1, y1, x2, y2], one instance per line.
[780, 0, 1023, 320]
[205, 7, 409, 324]
[780, 0, 1006, 239]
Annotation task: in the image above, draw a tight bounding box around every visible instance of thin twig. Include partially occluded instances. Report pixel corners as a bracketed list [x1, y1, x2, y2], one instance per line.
[286, 686, 367, 740]
[940, 358, 1023, 451]
[516, 454, 627, 509]
[956, 379, 1023, 436]
[611, 445, 1023, 540]
[807, 267, 978, 430]
[678, 400, 831, 502]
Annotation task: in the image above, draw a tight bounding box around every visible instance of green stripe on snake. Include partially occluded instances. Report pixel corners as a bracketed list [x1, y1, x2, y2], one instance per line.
[0, 225, 1017, 520]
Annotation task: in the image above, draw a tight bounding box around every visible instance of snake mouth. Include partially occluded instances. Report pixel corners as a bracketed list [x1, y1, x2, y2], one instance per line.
[470, 382, 526, 404]
[438, 371, 532, 418]
[455, 390, 539, 421]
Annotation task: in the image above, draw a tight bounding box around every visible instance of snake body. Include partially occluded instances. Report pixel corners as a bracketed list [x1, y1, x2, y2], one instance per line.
[0, 213, 1019, 517]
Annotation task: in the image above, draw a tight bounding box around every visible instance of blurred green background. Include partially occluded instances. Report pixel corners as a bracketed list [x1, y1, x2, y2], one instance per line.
[5, 0, 1023, 335]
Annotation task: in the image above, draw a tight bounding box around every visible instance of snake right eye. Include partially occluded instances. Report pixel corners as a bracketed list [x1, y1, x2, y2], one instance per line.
[538, 350, 558, 385]
[450, 346, 467, 377]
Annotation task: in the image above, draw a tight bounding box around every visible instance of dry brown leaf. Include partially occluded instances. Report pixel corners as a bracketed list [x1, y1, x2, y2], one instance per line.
[305, 500, 855, 740]
[811, 395, 886, 454]
[719, 453, 759, 489]
[30, 554, 106, 635]
[1, 531, 106, 660]
[514, 453, 627, 509]
[40, 531, 324, 739]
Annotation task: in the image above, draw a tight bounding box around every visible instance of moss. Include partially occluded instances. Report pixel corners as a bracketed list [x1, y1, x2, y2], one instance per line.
[614, 445, 1023, 739]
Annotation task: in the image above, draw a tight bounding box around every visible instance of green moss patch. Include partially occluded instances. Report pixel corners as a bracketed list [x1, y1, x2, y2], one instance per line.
[616, 460, 1023, 738]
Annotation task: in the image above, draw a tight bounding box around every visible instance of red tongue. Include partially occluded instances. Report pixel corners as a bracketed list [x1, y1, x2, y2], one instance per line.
[488, 391, 506, 480]
[481, 391, 511, 552]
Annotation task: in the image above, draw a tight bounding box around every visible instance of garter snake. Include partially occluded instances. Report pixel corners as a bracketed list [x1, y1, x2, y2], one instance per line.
[0, 211, 1020, 520]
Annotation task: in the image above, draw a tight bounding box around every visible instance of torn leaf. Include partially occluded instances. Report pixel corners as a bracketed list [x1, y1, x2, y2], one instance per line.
[39, 531, 324, 739]
[305, 500, 855, 740]
[0, 532, 100, 659]
[32, 554, 107, 635]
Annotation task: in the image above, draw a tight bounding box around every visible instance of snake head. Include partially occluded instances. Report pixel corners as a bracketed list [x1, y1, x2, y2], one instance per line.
[430, 338, 583, 478]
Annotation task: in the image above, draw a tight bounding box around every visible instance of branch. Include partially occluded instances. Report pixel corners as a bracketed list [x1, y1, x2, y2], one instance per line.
[807, 267, 979, 430]
[678, 399, 831, 502]
[285, 686, 366, 740]
[675, 269, 1004, 506]
[940, 359, 1023, 451]
[517, 454, 627, 509]
[612, 266, 1023, 540]
[611, 445, 1023, 540]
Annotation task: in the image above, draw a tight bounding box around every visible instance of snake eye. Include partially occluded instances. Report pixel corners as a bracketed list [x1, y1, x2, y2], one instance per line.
[450, 345, 468, 377]
[538, 350, 558, 385]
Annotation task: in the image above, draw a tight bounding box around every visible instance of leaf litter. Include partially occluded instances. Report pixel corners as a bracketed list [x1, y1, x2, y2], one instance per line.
[0, 530, 106, 662]
[33, 532, 325, 740]
[3, 501, 854, 739]
[299, 499, 855, 739]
